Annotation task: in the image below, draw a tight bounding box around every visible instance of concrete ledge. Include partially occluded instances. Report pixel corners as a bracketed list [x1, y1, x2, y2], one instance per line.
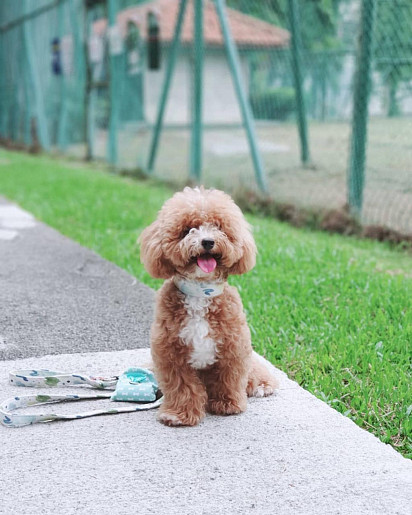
[1, 348, 410, 515]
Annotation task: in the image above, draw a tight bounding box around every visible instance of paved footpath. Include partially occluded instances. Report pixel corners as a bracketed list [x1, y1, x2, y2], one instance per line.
[0, 198, 411, 515]
[0, 197, 153, 361]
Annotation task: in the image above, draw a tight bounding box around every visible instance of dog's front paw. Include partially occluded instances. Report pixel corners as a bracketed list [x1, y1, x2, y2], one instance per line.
[207, 398, 246, 416]
[158, 409, 203, 427]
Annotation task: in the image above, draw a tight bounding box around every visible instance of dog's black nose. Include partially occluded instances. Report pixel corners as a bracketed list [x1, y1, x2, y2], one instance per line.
[202, 239, 215, 251]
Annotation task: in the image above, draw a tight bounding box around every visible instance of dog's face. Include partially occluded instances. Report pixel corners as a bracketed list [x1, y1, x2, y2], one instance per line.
[140, 187, 256, 280]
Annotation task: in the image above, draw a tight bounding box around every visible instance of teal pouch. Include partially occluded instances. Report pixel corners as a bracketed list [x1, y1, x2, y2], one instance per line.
[110, 368, 159, 402]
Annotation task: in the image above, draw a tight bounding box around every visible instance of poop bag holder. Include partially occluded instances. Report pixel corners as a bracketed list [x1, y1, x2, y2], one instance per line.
[110, 368, 158, 402]
[0, 368, 162, 428]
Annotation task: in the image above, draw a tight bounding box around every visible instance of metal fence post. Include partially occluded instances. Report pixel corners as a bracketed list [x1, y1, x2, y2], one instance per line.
[22, 0, 50, 150]
[348, 0, 376, 217]
[190, 0, 204, 181]
[107, 0, 120, 167]
[215, 0, 268, 193]
[147, 0, 188, 173]
[84, 4, 95, 161]
[10, 55, 19, 142]
[57, 0, 68, 150]
[0, 32, 6, 139]
[288, 0, 310, 165]
[22, 45, 32, 146]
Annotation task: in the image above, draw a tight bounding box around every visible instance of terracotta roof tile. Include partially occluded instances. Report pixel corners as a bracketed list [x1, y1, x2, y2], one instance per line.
[94, 0, 290, 48]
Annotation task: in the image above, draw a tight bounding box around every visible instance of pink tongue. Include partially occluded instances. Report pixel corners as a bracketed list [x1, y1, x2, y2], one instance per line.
[197, 255, 217, 274]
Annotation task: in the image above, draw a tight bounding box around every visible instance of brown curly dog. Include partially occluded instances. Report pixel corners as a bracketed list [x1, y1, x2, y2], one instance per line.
[140, 187, 278, 426]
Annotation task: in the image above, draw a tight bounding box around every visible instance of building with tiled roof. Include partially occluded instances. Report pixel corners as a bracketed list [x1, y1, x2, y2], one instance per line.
[92, 0, 290, 125]
[94, 0, 290, 48]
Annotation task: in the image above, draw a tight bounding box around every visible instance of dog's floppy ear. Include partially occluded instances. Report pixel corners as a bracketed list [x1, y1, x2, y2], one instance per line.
[229, 225, 257, 276]
[139, 220, 174, 279]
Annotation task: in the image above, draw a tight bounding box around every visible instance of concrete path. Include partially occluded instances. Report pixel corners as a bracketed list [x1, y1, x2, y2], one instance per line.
[0, 197, 153, 361]
[0, 199, 411, 515]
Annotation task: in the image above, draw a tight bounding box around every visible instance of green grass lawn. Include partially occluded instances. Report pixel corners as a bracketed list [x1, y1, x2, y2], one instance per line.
[0, 149, 411, 457]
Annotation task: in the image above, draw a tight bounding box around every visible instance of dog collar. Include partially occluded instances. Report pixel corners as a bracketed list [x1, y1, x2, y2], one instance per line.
[174, 277, 225, 298]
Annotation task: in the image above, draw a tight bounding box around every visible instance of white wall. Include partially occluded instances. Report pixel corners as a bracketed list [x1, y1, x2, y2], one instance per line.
[144, 51, 191, 125]
[144, 48, 249, 125]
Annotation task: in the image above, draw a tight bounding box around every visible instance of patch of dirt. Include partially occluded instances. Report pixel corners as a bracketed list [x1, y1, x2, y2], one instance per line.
[233, 187, 412, 251]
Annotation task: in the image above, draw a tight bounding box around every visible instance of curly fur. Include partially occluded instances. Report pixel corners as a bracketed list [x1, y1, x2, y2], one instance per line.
[140, 187, 278, 426]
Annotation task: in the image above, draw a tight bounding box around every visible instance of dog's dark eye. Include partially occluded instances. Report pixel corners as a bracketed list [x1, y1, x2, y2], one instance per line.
[181, 227, 191, 238]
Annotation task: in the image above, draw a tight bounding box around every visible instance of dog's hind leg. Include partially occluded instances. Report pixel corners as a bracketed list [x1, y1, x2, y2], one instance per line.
[246, 353, 279, 398]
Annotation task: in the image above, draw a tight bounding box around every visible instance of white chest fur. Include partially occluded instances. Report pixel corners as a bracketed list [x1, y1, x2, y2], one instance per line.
[179, 295, 217, 369]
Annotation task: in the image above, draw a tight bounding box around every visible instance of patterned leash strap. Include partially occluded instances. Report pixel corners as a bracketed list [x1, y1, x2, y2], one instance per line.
[9, 369, 119, 389]
[1, 369, 163, 428]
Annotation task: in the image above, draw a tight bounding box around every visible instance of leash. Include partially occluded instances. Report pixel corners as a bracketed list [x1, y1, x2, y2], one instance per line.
[1, 368, 163, 428]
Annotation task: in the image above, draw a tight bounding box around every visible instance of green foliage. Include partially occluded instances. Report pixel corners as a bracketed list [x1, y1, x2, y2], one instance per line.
[231, 0, 346, 120]
[0, 149, 411, 457]
[250, 87, 296, 120]
[228, 0, 343, 51]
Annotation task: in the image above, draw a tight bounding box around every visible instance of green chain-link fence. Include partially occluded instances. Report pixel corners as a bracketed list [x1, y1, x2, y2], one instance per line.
[1, 0, 411, 236]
